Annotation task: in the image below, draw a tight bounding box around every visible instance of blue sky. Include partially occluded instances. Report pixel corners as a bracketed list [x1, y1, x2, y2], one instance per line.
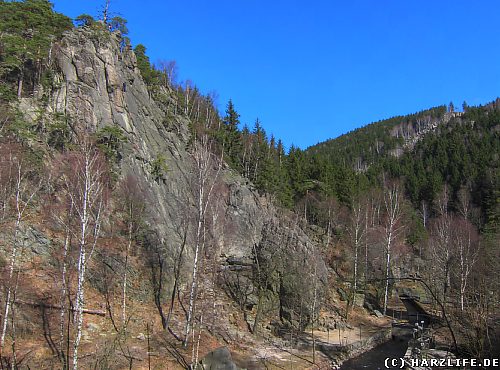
[51, 0, 500, 149]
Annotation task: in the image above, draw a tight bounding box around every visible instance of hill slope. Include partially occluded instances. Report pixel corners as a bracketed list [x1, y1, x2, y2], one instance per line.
[307, 105, 447, 171]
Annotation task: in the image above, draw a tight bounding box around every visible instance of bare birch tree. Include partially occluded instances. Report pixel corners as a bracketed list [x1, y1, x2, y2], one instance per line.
[347, 199, 366, 294]
[52, 191, 74, 368]
[183, 131, 222, 348]
[62, 140, 108, 370]
[382, 181, 404, 315]
[157, 59, 178, 88]
[363, 190, 380, 285]
[429, 218, 451, 301]
[453, 218, 479, 311]
[0, 146, 40, 354]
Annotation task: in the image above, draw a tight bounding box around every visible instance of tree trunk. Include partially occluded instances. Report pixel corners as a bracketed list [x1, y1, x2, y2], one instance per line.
[70, 145, 105, 370]
[0, 227, 19, 349]
[311, 264, 318, 364]
[364, 208, 369, 285]
[59, 217, 71, 367]
[103, 0, 110, 24]
[122, 222, 132, 327]
[184, 189, 203, 347]
[0, 165, 25, 350]
[17, 72, 23, 98]
[381, 183, 403, 316]
[252, 289, 264, 335]
[383, 239, 391, 315]
[165, 228, 187, 331]
[73, 241, 87, 370]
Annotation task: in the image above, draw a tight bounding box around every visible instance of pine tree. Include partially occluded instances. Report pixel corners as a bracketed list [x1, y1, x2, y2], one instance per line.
[75, 14, 95, 28]
[0, 0, 72, 99]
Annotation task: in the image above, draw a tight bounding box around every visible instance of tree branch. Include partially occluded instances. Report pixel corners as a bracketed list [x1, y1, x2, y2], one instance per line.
[15, 299, 105, 317]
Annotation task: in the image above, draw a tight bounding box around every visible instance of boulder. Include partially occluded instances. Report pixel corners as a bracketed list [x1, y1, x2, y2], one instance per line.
[353, 293, 365, 307]
[199, 347, 242, 370]
[363, 302, 374, 312]
[337, 287, 348, 301]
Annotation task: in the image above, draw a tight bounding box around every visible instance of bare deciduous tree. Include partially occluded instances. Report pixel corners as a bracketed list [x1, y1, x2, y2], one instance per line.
[0, 145, 40, 354]
[347, 199, 366, 294]
[116, 174, 145, 327]
[157, 59, 178, 88]
[429, 214, 453, 306]
[48, 183, 75, 368]
[381, 181, 405, 314]
[453, 218, 479, 311]
[62, 139, 108, 370]
[101, 0, 111, 24]
[183, 131, 222, 348]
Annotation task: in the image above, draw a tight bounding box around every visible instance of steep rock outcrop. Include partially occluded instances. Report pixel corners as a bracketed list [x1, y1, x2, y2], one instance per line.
[22, 27, 326, 321]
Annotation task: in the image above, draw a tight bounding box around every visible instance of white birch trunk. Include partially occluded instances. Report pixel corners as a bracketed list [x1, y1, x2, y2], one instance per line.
[457, 225, 477, 311]
[69, 145, 105, 370]
[122, 221, 132, 326]
[0, 225, 19, 348]
[382, 183, 402, 315]
[73, 178, 89, 370]
[17, 73, 23, 99]
[59, 205, 72, 363]
[184, 180, 203, 347]
[364, 208, 369, 284]
[383, 231, 392, 315]
[1, 162, 38, 350]
[72, 244, 86, 370]
[184, 135, 222, 348]
[311, 264, 318, 364]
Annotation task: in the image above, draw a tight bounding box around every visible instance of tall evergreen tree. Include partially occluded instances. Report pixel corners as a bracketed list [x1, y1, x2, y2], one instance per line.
[222, 99, 242, 170]
[134, 44, 159, 87]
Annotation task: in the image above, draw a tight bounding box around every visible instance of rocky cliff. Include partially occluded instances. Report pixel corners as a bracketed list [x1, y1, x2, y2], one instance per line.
[19, 26, 327, 324]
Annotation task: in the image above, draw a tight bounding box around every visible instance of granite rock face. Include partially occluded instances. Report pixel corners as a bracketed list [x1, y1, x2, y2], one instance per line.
[27, 27, 326, 318]
[47, 28, 266, 257]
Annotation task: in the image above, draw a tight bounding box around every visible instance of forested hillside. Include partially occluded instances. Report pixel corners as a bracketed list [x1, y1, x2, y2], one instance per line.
[303, 103, 499, 230]
[0, 1, 499, 369]
[308, 106, 447, 169]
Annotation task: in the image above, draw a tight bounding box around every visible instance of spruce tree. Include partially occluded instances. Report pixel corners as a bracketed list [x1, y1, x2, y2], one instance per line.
[222, 99, 242, 170]
[134, 44, 160, 87]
